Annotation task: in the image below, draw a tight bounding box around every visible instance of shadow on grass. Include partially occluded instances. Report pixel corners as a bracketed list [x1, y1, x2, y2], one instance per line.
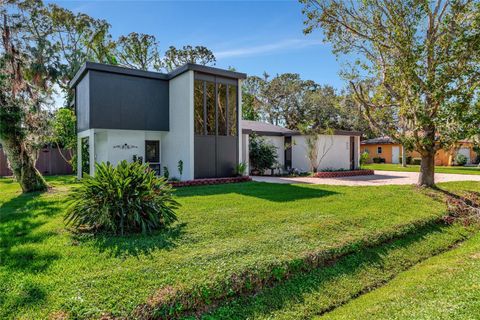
[174, 181, 339, 202]
[202, 222, 450, 319]
[76, 222, 187, 258]
[0, 190, 64, 317]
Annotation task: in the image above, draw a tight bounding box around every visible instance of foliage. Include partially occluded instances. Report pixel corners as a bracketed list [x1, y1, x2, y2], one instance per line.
[301, 0, 480, 186]
[163, 45, 215, 71]
[116, 32, 162, 71]
[65, 161, 179, 235]
[49, 108, 76, 168]
[360, 151, 369, 168]
[163, 166, 169, 180]
[177, 160, 183, 179]
[249, 135, 278, 173]
[234, 162, 247, 176]
[455, 154, 468, 166]
[372, 157, 386, 164]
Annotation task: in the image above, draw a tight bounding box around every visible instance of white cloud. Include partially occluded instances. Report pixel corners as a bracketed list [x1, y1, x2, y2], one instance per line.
[214, 38, 322, 59]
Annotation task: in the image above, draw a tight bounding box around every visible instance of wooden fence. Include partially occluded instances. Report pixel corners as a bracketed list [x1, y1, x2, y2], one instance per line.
[0, 146, 73, 176]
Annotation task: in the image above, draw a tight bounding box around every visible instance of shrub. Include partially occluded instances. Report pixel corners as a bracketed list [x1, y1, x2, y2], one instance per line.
[372, 157, 385, 163]
[65, 161, 179, 235]
[235, 162, 247, 176]
[249, 135, 277, 173]
[360, 151, 369, 167]
[455, 154, 468, 166]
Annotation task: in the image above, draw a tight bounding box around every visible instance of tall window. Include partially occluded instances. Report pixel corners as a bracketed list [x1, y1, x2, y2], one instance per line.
[194, 80, 204, 135]
[217, 83, 227, 135]
[228, 85, 237, 136]
[377, 146, 382, 154]
[206, 82, 215, 135]
[194, 77, 238, 137]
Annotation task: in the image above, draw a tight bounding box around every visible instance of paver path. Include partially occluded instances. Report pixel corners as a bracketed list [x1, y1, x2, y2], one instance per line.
[252, 170, 480, 186]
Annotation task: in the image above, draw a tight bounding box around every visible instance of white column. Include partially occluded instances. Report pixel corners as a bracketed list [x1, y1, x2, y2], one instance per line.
[77, 136, 82, 179]
[238, 79, 243, 167]
[245, 133, 249, 175]
[89, 129, 95, 176]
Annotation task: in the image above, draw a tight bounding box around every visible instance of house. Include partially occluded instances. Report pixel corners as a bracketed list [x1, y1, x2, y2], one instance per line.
[71, 62, 246, 181]
[361, 137, 478, 166]
[241, 120, 362, 173]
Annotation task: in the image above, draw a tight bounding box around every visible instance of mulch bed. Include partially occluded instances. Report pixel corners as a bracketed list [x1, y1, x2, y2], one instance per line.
[313, 169, 374, 178]
[168, 176, 252, 187]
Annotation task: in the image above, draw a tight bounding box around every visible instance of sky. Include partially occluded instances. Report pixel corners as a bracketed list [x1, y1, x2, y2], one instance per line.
[47, 0, 346, 89]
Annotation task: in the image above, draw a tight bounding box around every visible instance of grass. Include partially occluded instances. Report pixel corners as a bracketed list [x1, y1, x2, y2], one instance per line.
[364, 163, 480, 175]
[0, 176, 478, 319]
[323, 232, 480, 320]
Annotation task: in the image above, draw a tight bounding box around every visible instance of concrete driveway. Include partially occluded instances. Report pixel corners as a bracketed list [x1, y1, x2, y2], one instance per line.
[252, 170, 480, 186]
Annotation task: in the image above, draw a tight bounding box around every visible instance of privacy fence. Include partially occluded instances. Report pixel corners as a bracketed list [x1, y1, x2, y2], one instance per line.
[0, 146, 73, 177]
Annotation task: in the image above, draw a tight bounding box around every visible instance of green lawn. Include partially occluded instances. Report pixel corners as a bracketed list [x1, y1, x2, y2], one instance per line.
[364, 163, 480, 175]
[323, 232, 480, 320]
[0, 176, 478, 319]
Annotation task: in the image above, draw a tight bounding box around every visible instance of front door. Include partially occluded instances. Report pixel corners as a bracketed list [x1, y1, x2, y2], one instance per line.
[350, 136, 355, 170]
[392, 146, 400, 164]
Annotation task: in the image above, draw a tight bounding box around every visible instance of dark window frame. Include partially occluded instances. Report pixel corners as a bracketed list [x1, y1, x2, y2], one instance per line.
[145, 140, 160, 163]
[377, 146, 382, 154]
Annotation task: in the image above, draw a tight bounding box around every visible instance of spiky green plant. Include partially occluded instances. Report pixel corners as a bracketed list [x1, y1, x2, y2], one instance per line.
[65, 161, 179, 235]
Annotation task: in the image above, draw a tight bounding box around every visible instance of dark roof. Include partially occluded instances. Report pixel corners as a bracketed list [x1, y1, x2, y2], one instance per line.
[70, 62, 247, 88]
[241, 120, 296, 136]
[241, 120, 362, 137]
[361, 137, 395, 145]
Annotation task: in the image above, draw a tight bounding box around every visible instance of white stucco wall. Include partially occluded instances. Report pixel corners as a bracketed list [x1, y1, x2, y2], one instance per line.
[162, 71, 194, 180]
[292, 134, 355, 171]
[263, 136, 285, 168]
[242, 133, 249, 173]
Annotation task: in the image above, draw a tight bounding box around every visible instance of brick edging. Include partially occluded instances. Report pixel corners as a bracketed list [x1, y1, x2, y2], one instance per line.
[168, 176, 252, 187]
[313, 169, 374, 178]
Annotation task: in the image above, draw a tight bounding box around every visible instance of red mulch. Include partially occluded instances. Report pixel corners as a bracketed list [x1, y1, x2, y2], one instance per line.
[168, 176, 252, 187]
[313, 169, 374, 178]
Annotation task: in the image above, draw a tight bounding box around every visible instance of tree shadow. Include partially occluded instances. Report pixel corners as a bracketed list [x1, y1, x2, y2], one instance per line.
[174, 181, 338, 202]
[0, 190, 65, 316]
[202, 222, 449, 319]
[73, 222, 187, 259]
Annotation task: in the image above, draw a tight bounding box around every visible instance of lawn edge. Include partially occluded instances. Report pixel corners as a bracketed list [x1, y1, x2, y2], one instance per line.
[131, 215, 450, 319]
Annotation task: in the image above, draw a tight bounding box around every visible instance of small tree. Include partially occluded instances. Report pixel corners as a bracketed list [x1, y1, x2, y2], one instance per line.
[249, 135, 277, 174]
[50, 108, 76, 166]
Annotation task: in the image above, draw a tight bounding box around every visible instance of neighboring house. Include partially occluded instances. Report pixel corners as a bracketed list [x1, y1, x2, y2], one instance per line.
[361, 137, 478, 166]
[0, 145, 73, 176]
[241, 120, 362, 173]
[71, 62, 246, 181]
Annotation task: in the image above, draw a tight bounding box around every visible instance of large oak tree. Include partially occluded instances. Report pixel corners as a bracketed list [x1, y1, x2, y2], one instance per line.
[302, 0, 480, 186]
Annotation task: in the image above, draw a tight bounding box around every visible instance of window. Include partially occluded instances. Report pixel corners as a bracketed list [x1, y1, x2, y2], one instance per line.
[377, 146, 382, 154]
[194, 80, 205, 135]
[193, 76, 238, 137]
[228, 85, 237, 136]
[206, 82, 216, 135]
[217, 83, 227, 135]
[145, 141, 160, 163]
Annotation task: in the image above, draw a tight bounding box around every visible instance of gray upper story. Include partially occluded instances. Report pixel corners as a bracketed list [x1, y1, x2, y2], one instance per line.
[70, 62, 247, 133]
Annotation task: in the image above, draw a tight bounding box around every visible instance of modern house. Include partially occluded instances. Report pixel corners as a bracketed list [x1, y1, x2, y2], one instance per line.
[241, 120, 361, 173]
[71, 62, 246, 181]
[361, 137, 478, 166]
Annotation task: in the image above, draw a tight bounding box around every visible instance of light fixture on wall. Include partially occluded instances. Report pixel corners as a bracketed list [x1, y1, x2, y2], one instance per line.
[113, 143, 138, 150]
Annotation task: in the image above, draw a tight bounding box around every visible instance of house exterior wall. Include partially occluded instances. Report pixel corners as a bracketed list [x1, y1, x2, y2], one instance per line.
[162, 71, 194, 180]
[75, 70, 170, 133]
[292, 134, 356, 171]
[263, 136, 285, 168]
[361, 142, 477, 166]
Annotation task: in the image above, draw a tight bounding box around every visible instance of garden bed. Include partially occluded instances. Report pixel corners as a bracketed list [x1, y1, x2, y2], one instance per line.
[313, 169, 374, 178]
[168, 176, 252, 187]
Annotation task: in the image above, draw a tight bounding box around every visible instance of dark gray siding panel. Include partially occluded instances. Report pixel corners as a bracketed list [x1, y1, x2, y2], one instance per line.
[194, 136, 216, 179]
[89, 71, 169, 131]
[216, 136, 237, 177]
[76, 74, 90, 132]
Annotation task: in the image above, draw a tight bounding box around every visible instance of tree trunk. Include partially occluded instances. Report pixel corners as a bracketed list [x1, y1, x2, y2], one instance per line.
[418, 151, 435, 187]
[2, 139, 48, 193]
[401, 145, 407, 167]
